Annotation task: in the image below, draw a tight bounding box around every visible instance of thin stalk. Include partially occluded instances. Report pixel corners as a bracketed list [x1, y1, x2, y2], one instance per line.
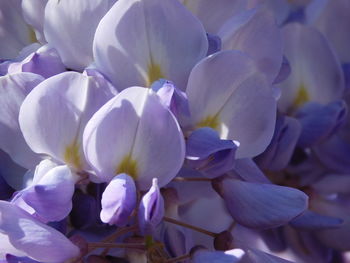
[163, 216, 217, 237]
[88, 242, 146, 250]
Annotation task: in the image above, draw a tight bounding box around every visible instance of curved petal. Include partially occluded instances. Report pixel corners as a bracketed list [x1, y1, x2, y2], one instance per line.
[277, 23, 345, 113]
[309, 0, 350, 63]
[219, 6, 283, 83]
[8, 45, 66, 78]
[83, 87, 185, 190]
[19, 71, 114, 171]
[14, 164, 77, 223]
[0, 201, 80, 262]
[100, 173, 136, 226]
[296, 101, 347, 147]
[0, 0, 32, 59]
[213, 177, 308, 229]
[0, 72, 44, 169]
[290, 210, 343, 230]
[138, 178, 164, 234]
[255, 115, 302, 171]
[181, 0, 246, 34]
[186, 127, 238, 178]
[186, 50, 276, 158]
[93, 0, 208, 90]
[0, 150, 27, 191]
[21, 0, 48, 43]
[44, 0, 117, 70]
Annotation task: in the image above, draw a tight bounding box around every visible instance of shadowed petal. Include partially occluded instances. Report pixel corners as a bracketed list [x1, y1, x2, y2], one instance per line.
[21, 0, 48, 43]
[213, 177, 308, 229]
[0, 72, 44, 169]
[277, 23, 345, 113]
[0, 201, 79, 262]
[219, 6, 283, 83]
[44, 0, 117, 70]
[13, 163, 78, 223]
[0, 0, 32, 59]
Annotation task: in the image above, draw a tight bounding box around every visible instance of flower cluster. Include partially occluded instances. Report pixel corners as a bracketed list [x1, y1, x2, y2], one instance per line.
[0, 0, 349, 262]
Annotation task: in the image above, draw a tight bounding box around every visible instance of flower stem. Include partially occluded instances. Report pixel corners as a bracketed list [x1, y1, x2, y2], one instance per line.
[163, 216, 217, 237]
[87, 225, 138, 254]
[88, 242, 146, 250]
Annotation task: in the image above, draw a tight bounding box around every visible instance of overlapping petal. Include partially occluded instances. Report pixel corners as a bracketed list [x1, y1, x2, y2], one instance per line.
[44, 0, 117, 70]
[19, 71, 114, 170]
[213, 177, 308, 229]
[0, 72, 44, 169]
[186, 50, 276, 158]
[219, 6, 283, 83]
[83, 87, 185, 190]
[0, 201, 79, 262]
[100, 173, 137, 226]
[13, 161, 78, 223]
[0, 0, 32, 59]
[93, 0, 208, 90]
[277, 23, 345, 113]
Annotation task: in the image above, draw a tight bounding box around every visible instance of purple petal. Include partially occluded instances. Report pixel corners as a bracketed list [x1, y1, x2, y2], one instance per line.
[219, 6, 283, 83]
[181, 0, 245, 34]
[100, 174, 137, 226]
[151, 79, 190, 123]
[8, 45, 65, 78]
[290, 210, 343, 230]
[233, 158, 271, 184]
[309, 0, 350, 63]
[296, 101, 347, 147]
[93, 0, 208, 90]
[0, 201, 79, 262]
[277, 23, 345, 113]
[83, 87, 185, 190]
[6, 255, 40, 263]
[139, 178, 164, 234]
[213, 177, 308, 229]
[192, 248, 245, 263]
[314, 135, 350, 174]
[244, 249, 294, 263]
[273, 56, 291, 84]
[0, 0, 31, 59]
[0, 72, 43, 169]
[187, 50, 276, 158]
[44, 0, 116, 70]
[186, 127, 238, 178]
[21, 0, 47, 43]
[19, 71, 114, 171]
[255, 116, 302, 171]
[13, 163, 77, 223]
[206, 33, 222, 56]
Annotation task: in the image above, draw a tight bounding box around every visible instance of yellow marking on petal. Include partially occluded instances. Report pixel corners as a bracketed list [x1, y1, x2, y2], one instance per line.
[293, 84, 310, 107]
[28, 26, 38, 43]
[147, 62, 164, 86]
[197, 115, 220, 130]
[116, 154, 138, 179]
[64, 142, 81, 169]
